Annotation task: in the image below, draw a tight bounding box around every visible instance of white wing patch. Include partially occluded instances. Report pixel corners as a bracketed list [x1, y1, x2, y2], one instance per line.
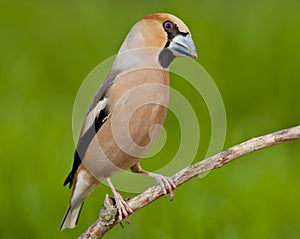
[80, 97, 108, 137]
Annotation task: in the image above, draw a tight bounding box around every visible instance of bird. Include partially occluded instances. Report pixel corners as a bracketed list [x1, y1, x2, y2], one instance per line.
[60, 13, 198, 230]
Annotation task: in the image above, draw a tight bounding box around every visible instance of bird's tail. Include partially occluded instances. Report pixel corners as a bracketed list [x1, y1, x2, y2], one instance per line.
[60, 169, 100, 230]
[60, 202, 84, 230]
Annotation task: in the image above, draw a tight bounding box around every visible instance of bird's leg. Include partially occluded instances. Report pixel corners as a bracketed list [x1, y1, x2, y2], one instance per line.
[106, 178, 133, 223]
[131, 163, 176, 200]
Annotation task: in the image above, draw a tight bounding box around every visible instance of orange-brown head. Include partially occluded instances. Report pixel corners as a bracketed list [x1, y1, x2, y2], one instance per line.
[116, 13, 198, 69]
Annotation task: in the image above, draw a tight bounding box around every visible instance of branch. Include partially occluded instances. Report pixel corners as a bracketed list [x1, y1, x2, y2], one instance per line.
[79, 125, 300, 239]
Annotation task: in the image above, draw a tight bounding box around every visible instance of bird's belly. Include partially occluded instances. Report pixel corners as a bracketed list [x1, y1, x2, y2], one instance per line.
[82, 103, 168, 180]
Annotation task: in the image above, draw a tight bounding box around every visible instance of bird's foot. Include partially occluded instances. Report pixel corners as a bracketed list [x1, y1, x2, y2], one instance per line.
[130, 165, 177, 200]
[113, 191, 133, 223]
[106, 178, 133, 223]
[146, 172, 176, 200]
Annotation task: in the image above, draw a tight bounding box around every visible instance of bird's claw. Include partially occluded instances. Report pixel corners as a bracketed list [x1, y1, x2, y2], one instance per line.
[113, 192, 133, 223]
[154, 174, 176, 201]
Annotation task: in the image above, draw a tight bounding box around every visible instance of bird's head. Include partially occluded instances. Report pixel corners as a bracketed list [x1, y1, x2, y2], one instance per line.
[116, 13, 198, 69]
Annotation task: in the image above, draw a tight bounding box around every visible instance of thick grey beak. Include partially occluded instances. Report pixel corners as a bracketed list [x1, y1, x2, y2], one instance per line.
[168, 34, 198, 58]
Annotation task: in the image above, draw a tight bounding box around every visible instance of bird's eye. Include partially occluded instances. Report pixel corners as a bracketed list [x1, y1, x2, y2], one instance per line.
[163, 21, 174, 31]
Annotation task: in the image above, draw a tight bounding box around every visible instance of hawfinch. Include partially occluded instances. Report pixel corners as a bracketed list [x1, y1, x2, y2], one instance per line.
[60, 13, 198, 230]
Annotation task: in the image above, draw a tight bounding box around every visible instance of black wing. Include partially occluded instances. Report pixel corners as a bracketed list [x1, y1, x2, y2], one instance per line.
[63, 72, 118, 188]
[63, 107, 108, 188]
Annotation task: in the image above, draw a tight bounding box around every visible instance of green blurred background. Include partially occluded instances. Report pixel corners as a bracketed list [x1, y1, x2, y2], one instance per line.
[1, 0, 300, 238]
